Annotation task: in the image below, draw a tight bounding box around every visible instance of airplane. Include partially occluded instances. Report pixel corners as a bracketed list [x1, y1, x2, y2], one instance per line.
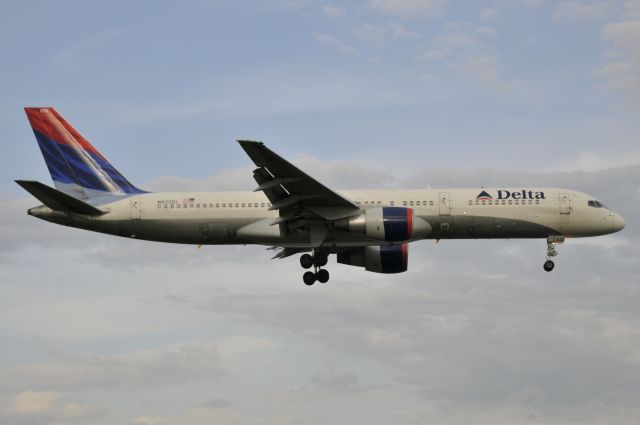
[16, 107, 625, 285]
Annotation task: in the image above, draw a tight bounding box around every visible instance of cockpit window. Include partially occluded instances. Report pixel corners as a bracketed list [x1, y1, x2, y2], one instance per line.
[588, 200, 608, 209]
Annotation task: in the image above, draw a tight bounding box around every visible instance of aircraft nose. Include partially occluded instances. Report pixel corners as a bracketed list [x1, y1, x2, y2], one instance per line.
[613, 213, 625, 232]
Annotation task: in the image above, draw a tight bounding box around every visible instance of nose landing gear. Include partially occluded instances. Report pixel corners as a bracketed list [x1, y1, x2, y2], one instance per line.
[301, 250, 330, 285]
[544, 235, 564, 272]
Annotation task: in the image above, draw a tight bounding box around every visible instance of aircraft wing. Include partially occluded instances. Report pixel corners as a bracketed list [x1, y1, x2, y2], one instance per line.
[238, 140, 361, 223]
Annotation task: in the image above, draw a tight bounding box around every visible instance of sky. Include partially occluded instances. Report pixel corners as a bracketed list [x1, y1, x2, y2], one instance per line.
[0, 0, 639, 424]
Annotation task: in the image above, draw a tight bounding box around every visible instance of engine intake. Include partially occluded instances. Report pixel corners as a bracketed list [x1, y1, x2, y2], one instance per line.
[337, 244, 408, 274]
[335, 207, 430, 242]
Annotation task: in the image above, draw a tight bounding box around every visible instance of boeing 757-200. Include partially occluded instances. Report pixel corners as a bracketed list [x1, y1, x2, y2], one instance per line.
[16, 107, 625, 285]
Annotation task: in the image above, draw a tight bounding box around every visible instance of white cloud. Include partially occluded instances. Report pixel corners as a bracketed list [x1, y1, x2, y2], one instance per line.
[555, 1, 615, 23]
[369, 0, 447, 17]
[1, 391, 105, 424]
[476, 25, 497, 37]
[480, 8, 499, 20]
[3, 391, 59, 416]
[598, 16, 640, 98]
[355, 23, 420, 45]
[545, 150, 640, 172]
[322, 4, 345, 17]
[312, 32, 359, 55]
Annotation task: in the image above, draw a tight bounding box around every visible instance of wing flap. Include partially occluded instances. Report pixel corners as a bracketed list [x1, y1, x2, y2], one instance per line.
[238, 141, 360, 221]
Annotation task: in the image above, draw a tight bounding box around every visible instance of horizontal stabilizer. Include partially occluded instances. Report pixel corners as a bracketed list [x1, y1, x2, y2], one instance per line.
[15, 180, 105, 215]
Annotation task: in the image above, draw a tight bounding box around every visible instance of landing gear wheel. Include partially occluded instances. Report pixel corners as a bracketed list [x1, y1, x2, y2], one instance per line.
[543, 260, 555, 272]
[300, 254, 314, 269]
[314, 254, 328, 267]
[316, 269, 330, 283]
[303, 271, 316, 285]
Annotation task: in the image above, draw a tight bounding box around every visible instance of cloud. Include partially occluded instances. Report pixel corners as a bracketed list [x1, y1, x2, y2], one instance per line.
[544, 150, 640, 172]
[0, 336, 275, 393]
[312, 32, 359, 55]
[1, 391, 105, 425]
[322, 4, 346, 17]
[480, 8, 499, 20]
[3, 391, 59, 416]
[129, 405, 236, 425]
[598, 14, 640, 99]
[2, 161, 639, 424]
[369, 0, 447, 17]
[555, 1, 615, 23]
[355, 23, 421, 45]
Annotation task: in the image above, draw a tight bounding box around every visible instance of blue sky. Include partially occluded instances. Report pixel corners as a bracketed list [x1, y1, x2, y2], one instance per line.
[2, 0, 639, 195]
[1, 1, 640, 424]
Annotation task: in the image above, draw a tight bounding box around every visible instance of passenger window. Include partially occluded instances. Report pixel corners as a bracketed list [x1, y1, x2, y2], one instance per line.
[267, 203, 271, 207]
[429, 201, 434, 206]
[222, 203, 226, 207]
[261, 203, 265, 207]
[409, 201, 414, 206]
[535, 200, 540, 204]
[203, 204, 207, 208]
[377, 201, 382, 205]
[508, 200, 513, 205]
[390, 201, 395, 206]
[177, 204, 181, 208]
[215, 203, 219, 208]
[164, 204, 168, 208]
[403, 201, 407, 206]
[501, 200, 506, 205]
[235, 203, 239, 208]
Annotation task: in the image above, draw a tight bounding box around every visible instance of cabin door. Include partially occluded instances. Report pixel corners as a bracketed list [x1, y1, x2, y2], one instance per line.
[559, 193, 571, 214]
[130, 196, 142, 220]
[439, 192, 451, 216]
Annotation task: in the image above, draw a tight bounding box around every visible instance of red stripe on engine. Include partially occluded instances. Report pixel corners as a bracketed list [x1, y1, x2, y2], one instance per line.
[407, 207, 413, 238]
[24, 107, 105, 159]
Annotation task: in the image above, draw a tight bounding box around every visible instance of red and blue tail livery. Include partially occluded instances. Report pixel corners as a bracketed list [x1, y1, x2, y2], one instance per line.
[25, 107, 144, 198]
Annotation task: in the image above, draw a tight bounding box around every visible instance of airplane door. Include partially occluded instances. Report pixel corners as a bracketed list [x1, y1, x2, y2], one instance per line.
[439, 192, 451, 216]
[559, 193, 571, 214]
[130, 196, 141, 220]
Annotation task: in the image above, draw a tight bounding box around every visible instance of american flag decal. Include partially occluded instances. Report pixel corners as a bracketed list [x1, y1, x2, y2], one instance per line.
[183, 197, 195, 203]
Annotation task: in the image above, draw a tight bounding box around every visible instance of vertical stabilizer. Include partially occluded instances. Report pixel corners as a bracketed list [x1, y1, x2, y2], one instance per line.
[25, 107, 144, 199]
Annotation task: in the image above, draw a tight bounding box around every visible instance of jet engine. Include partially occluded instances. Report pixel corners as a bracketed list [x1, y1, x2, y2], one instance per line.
[337, 244, 408, 273]
[335, 207, 431, 242]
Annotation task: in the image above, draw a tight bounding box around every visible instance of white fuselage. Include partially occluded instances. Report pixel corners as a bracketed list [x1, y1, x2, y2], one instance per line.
[31, 187, 625, 248]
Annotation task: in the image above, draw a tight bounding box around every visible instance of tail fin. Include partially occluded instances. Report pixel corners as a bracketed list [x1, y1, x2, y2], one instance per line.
[24, 107, 145, 199]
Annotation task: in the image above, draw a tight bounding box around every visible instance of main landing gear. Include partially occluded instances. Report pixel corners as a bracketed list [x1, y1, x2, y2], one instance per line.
[543, 235, 564, 272]
[300, 251, 330, 285]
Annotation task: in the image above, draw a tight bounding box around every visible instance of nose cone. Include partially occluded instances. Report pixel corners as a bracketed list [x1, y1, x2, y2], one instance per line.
[613, 213, 625, 232]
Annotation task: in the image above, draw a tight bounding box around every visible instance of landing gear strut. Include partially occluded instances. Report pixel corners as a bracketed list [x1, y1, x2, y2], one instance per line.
[300, 250, 330, 285]
[544, 235, 564, 272]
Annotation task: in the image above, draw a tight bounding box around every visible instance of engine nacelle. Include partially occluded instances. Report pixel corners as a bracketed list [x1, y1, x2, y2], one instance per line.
[335, 207, 430, 242]
[337, 244, 408, 274]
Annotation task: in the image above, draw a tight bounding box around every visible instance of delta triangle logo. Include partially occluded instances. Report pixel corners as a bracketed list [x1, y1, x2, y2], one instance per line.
[476, 190, 493, 200]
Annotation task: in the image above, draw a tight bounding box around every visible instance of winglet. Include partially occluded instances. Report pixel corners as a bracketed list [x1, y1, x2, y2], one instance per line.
[15, 180, 105, 215]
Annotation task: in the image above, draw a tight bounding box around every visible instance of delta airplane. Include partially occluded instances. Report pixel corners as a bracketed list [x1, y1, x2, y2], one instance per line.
[17, 107, 625, 285]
